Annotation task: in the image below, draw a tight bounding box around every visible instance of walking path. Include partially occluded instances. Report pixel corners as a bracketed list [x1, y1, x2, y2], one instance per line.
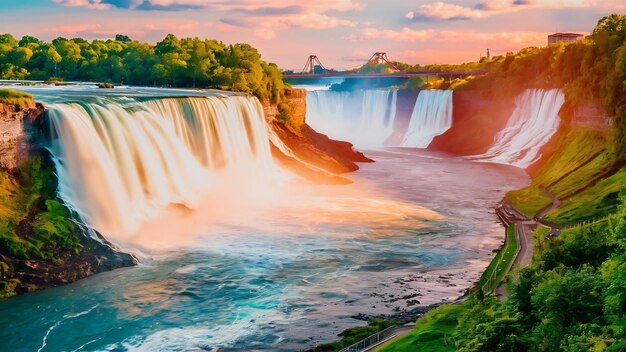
[495, 188, 561, 297]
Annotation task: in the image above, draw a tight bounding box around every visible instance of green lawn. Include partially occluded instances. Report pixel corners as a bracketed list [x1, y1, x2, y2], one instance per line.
[477, 225, 518, 294]
[375, 303, 467, 352]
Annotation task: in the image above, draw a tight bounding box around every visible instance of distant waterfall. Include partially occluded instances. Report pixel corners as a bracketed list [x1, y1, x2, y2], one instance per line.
[46, 96, 278, 236]
[306, 90, 397, 148]
[472, 89, 564, 168]
[401, 90, 453, 148]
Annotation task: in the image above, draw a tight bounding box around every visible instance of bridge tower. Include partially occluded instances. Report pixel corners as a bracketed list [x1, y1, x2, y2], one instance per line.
[367, 52, 400, 71]
[301, 55, 327, 74]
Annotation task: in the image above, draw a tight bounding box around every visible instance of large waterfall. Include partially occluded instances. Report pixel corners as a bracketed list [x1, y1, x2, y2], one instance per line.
[472, 89, 564, 168]
[401, 90, 453, 148]
[46, 95, 281, 238]
[306, 90, 397, 148]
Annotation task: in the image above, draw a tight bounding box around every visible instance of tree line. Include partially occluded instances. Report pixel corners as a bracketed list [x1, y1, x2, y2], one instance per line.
[0, 33, 287, 103]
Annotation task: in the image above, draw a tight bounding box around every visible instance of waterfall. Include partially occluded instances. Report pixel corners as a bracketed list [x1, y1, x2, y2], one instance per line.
[472, 89, 564, 168]
[46, 95, 279, 237]
[401, 90, 453, 148]
[306, 89, 397, 148]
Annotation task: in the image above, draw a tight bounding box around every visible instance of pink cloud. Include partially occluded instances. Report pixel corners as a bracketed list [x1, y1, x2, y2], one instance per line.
[348, 27, 556, 56]
[407, 0, 624, 21]
[52, 0, 366, 12]
[407, 2, 486, 21]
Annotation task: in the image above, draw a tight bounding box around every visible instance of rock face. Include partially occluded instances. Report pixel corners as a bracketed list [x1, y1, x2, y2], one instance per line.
[262, 88, 307, 131]
[0, 103, 44, 171]
[264, 88, 373, 182]
[282, 88, 307, 131]
[2, 230, 136, 295]
[429, 90, 516, 155]
[569, 101, 611, 130]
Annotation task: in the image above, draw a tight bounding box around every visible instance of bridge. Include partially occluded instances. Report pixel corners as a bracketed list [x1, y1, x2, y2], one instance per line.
[282, 71, 479, 79]
[282, 52, 480, 79]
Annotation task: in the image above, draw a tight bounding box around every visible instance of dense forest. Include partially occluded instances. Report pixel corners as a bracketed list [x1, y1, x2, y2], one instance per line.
[0, 34, 287, 103]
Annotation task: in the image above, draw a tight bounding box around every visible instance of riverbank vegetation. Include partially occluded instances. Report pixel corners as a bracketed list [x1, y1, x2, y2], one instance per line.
[0, 155, 82, 298]
[477, 225, 517, 294]
[307, 318, 398, 352]
[0, 34, 287, 103]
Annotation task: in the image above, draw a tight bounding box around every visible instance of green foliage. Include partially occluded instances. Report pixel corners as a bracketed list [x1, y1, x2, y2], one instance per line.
[452, 193, 626, 351]
[277, 103, 290, 124]
[309, 318, 397, 352]
[455, 297, 530, 352]
[473, 15, 626, 158]
[359, 62, 396, 74]
[0, 156, 81, 261]
[0, 88, 32, 107]
[0, 33, 287, 103]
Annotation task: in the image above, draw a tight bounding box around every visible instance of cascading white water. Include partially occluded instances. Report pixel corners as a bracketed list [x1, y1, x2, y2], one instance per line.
[472, 89, 564, 168]
[46, 96, 280, 237]
[401, 90, 453, 148]
[306, 90, 397, 148]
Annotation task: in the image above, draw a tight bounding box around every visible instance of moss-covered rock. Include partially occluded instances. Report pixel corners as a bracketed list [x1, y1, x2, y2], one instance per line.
[0, 151, 135, 298]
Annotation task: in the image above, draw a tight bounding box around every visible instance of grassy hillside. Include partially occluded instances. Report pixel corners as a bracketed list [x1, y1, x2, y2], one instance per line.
[507, 127, 620, 223]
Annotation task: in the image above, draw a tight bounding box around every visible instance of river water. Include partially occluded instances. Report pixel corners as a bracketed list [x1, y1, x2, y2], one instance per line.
[0, 139, 527, 351]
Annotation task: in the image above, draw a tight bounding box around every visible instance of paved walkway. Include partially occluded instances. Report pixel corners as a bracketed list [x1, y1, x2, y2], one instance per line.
[495, 188, 561, 297]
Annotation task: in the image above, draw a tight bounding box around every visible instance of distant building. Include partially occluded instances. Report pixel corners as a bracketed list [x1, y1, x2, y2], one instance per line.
[548, 33, 583, 45]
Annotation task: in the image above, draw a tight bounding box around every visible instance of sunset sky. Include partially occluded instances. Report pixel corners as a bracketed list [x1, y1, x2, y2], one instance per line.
[2, 0, 625, 70]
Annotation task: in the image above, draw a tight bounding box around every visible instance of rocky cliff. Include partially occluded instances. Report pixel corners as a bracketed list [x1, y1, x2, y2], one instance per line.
[429, 90, 516, 155]
[0, 100, 136, 299]
[0, 102, 44, 171]
[264, 88, 372, 183]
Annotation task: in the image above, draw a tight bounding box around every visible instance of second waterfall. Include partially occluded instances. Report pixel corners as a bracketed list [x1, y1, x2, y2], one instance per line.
[306, 89, 453, 149]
